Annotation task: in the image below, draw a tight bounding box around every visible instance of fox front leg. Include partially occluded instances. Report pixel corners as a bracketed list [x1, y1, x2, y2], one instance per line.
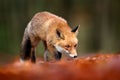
[44, 50, 49, 61]
[43, 41, 49, 61]
[54, 51, 62, 60]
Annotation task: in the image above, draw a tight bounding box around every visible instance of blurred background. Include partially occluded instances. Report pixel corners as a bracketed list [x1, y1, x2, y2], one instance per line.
[0, 0, 120, 63]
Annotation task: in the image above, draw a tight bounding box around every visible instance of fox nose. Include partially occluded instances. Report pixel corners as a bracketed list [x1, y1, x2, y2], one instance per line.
[69, 53, 77, 58]
[74, 56, 77, 58]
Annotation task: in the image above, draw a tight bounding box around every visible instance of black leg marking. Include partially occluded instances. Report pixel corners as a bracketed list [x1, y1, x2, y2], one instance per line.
[31, 49, 36, 63]
[20, 36, 31, 61]
[54, 52, 62, 60]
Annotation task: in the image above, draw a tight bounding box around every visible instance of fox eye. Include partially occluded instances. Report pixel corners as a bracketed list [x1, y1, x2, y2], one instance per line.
[74, 44, 77, 48]
[65, 45, 70, 48]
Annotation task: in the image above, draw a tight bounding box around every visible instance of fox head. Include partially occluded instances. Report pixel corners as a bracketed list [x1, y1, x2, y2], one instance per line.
[54, 25, 79, 58]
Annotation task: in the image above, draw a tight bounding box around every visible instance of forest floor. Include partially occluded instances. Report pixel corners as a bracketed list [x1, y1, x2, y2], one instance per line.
[0, 53, 120, 80]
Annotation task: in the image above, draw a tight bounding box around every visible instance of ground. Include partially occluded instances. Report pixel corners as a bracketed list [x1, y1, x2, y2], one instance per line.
[0, 53, 120, 80]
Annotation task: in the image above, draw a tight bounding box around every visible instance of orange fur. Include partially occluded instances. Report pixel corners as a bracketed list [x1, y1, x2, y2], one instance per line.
[20, 11, 79, 62]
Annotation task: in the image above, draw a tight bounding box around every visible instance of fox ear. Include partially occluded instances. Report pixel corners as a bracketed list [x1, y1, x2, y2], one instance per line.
[56, 29, 65, 40]
[71, 25, 80, 36]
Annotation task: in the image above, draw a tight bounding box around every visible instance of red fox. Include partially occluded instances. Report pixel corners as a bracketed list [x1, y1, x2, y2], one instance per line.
[20, 11, 79, 63]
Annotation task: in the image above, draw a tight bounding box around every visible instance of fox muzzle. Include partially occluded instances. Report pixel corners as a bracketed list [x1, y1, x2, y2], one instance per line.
[69, 53, 77, 58]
